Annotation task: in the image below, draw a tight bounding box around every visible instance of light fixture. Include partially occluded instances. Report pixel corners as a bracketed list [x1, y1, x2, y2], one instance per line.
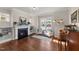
[32, 7, 38, 10]
[32, 7, 36, 10]
[54, 19, 63, 24]
[52, 20, 56, 23]
[58, 19, 63, 23]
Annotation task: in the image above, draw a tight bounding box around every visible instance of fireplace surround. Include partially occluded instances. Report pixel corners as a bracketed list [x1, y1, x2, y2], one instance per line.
[18, 28, 28, 39]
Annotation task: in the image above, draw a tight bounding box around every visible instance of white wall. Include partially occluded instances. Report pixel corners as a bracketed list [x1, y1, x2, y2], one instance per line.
[0, 8, 11, 28]
[0, 8, 11, 14]
[11, 8, 38, 33]
[30, 16, 38, 33]
[0, 8, 70, 36]
[11, 9, 31, 25]
[69, 7, 79, 14]
[38, 9, 69, 36]
[0, 8, 38, 33]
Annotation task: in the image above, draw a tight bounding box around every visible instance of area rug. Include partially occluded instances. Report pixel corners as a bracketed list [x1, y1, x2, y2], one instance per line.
[32, 35, 52, 41]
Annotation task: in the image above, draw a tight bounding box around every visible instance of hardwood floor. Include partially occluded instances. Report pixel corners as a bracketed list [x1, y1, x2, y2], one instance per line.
[0, 37, 59, 51]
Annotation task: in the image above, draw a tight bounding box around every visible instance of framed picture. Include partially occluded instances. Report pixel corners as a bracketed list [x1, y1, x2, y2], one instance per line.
[71, 10, 77, 23]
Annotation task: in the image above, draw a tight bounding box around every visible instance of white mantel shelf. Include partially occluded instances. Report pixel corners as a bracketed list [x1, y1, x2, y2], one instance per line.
[15, 25, 29, 29]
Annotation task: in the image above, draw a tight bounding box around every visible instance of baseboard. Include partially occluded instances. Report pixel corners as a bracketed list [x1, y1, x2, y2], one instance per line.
[28, 33, 36, 36]
[0, 38, 13, 44]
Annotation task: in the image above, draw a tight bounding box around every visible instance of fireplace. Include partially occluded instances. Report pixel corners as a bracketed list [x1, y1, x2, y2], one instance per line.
[18, 28, 28, 39]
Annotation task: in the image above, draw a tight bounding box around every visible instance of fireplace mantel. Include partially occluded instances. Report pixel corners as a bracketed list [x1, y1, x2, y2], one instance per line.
[14, 25, 31, 39]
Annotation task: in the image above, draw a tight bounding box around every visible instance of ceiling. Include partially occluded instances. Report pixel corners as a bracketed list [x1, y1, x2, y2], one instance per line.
[16, 7, 69, 16]
[0, 7, 69, 16]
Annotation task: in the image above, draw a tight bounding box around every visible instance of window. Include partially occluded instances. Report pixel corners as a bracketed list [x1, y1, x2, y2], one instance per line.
[0, 12, 10, 22]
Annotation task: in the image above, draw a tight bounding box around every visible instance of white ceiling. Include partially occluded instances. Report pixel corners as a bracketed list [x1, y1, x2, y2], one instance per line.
[15, 7, 69, 16]
[0, 7, 69, 16]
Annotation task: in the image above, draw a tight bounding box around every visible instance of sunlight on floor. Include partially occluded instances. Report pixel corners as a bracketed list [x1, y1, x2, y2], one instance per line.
[53, 39, 68, 46]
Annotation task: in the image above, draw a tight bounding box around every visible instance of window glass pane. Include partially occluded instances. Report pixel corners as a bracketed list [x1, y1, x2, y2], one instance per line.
[0, 12, 10, 22]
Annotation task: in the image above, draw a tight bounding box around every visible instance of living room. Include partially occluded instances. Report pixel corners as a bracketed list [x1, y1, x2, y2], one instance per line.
[0, 7, 79, 51]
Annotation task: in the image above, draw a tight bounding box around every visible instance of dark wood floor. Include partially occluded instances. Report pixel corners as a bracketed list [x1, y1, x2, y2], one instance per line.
[0, 37, 59, 51]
